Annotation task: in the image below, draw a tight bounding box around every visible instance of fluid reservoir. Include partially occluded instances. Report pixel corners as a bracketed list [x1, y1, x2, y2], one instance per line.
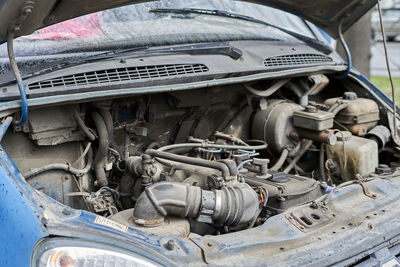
[324, 92, 379, 136]
[326, 131, 378, 180]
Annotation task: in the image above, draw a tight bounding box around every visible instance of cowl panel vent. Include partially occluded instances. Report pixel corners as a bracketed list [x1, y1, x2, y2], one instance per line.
[28, 63, 209, 90]
[264, 54, 333, 67]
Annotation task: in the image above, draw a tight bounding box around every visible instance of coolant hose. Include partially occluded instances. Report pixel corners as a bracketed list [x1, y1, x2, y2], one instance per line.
[319, 144, 327, 182]
[91, 111, 109, 187]
[145, 149, 236, 178]
[328, 102, 349, 116]
[24, 148, 93, 179]
[283, 140, 313, 174]
[270, 148, 289, 172]
[98, 108, 114, 145]
[73, 109, 96, 141]
[133, 181, 259, 227]
[157, 141, 267, 152]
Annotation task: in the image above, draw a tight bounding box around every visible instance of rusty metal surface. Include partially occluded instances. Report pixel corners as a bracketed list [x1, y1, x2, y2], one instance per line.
[188, 176, 400, 266]
[292, 128, 337, 145]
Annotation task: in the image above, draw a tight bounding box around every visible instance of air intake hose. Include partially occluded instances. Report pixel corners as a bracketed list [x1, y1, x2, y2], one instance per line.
[133, 182, 260, 227]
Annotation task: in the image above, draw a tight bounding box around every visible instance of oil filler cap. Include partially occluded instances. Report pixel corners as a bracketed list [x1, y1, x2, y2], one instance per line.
[335, 131, 352, 142]
[267, 172, 289, 183]
[343, 92, 358, 100]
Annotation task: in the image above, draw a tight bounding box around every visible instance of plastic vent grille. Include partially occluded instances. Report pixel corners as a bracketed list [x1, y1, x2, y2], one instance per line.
[264, 54, 333, 67]
[28, 64, 209, 90]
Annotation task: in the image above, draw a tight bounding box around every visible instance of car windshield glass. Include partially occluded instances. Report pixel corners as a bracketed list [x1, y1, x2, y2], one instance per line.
[0, 0, 314, 59]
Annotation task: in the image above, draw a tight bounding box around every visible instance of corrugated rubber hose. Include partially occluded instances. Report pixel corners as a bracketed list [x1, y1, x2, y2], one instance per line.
[91, 111, 109, 187]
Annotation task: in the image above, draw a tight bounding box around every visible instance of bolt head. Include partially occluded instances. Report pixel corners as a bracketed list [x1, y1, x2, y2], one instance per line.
[13, 26, 21, 32]
[23, 8, 32, 16]
[62, 207, 72, 216]
[164, 240, 175, 251]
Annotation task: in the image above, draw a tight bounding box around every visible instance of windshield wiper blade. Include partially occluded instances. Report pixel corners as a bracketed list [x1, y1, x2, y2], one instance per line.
[115, 42, 243, 60]
[57, 42, 242, 68]
[55, 42, 242, 70]
[150, 8, 333, 55]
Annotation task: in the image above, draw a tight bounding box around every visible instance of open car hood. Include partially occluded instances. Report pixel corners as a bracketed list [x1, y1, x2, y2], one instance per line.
[0, 0, 376, 42]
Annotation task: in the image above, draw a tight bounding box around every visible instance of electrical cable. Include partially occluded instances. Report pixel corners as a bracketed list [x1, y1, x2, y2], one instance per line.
[237, 159, 253, 170]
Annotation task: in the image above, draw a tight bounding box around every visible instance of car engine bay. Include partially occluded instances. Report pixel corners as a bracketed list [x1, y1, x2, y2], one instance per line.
[3, 73, 397, 238]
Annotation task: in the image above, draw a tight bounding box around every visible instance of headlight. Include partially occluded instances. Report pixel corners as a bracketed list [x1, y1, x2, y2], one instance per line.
[32, 238, 161, 267]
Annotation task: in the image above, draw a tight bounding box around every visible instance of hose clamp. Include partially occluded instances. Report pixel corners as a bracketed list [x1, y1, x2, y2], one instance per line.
[197, 190, 216, 224]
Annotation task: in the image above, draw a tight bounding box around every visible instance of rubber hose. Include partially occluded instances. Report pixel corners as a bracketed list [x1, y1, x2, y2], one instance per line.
[283, 140, 313, 174]
[158, 142, 267, 152]
[24, 148, 93, 179]
[145, 149, 234, 178]
[133, 181, 259, 227]
[270, 149, 289, 172]
[73, 109, 96, 141]
[91, 111, 109, 187]
[319, 144, 327, 182]
[98, 109, 114, 144]
[328, 102, 349, 116]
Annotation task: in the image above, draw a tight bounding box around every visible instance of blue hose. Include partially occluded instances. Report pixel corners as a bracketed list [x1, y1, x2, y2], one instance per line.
[7, 35, 28, 126]
[237, 159, 253, 170]
[14, 82, 28, 126]
[335, 21, 352, 80]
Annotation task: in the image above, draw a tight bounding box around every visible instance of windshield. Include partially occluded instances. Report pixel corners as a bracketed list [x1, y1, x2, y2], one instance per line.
[0, 0, 318, 84]
[0, 0, 314, 58]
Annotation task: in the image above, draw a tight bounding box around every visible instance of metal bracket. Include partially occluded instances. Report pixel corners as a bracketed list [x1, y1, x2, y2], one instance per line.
[286, 204, 335, 232]
[356, 174, 377, 199]
[8, 1, 35, 35]
[197, 190, 215, 224]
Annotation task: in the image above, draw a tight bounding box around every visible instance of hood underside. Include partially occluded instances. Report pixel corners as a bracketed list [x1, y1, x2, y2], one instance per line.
[0, 0, 376, 42]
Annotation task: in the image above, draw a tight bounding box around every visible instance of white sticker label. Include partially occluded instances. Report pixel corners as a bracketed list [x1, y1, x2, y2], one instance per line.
[94, 216, 128, 233]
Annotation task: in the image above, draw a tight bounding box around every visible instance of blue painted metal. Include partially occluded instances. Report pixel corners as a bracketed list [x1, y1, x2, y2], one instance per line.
[357, 72, 393, 106]
[0, 119, 48, 266]
[317, 28, 332, 44]
[42, 210, 204, 266]
[0, 117, 12, 142]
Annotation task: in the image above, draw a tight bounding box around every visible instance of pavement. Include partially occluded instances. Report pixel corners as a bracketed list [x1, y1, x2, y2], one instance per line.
[371, 41, 400, 77]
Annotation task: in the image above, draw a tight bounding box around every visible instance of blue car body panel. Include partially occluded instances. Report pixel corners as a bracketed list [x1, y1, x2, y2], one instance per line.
[0, 120, 48, 266]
